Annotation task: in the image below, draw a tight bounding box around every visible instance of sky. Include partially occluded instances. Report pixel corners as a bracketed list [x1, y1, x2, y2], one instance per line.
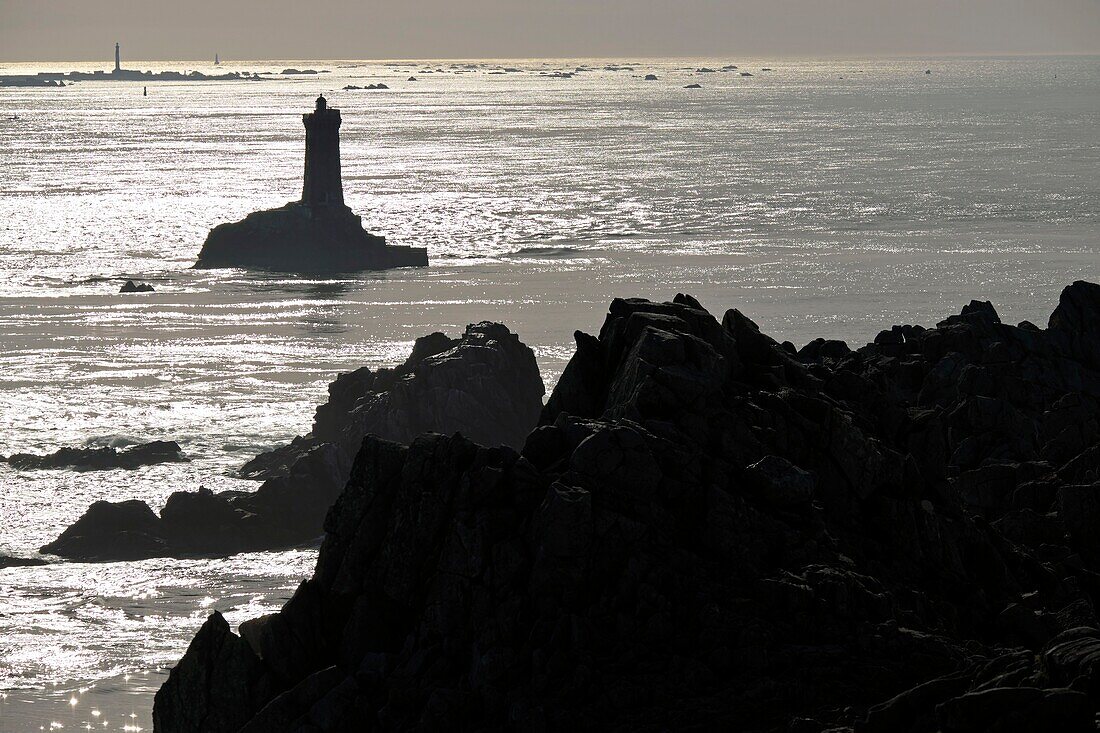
[1, 0, 1099, 61]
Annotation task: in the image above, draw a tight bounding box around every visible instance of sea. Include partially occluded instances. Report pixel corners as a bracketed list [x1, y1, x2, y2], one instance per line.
[0, 55, 1098, 731]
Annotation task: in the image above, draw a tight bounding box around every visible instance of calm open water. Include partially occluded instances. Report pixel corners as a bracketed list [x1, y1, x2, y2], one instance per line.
[0, 55, 1098, 730]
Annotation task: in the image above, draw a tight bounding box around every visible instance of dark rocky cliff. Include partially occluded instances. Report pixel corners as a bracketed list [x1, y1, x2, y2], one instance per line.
[155, 282, 1100, 732]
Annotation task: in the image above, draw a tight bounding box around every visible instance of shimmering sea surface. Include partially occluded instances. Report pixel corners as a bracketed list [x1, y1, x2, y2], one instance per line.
[0, 55, 1098, 730]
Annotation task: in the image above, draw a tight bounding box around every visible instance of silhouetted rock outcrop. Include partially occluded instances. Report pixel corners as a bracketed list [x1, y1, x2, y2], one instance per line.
[41, 499, 166, 561]
[242, 321, 543, 480]
[120, 279, 154, 293]
[42, 323, 543, 562]
[7, 440, 184, 471]
[152, 280, 1100, 732]
[194, 202, 426, 273]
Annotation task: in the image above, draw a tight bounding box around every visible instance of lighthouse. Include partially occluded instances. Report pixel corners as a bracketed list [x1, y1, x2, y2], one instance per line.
[114, 42, 121, 74]
[300, 95, 344, 209]
[194, 96, 427, 272]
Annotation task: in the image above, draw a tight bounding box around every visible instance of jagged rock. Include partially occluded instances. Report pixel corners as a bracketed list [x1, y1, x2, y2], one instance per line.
[7, 440, 184, 470]
[153, 612, 276, 733]
[44, 324, 542, 562]
[242, 322, 540, 481]
[120, 279, 154, 293]
[155, 282, 1100, 731]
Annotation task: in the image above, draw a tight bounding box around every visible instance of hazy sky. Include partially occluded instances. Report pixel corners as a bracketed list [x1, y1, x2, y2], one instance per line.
[2, 0, 1099, 61]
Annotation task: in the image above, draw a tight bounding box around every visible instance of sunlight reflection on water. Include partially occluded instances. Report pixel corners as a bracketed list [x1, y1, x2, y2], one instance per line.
[0, 54, 1098, 728]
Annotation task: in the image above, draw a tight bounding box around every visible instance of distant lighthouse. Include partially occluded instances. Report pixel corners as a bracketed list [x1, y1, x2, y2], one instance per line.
[301, 95, 344, 208]
[114, 42, 121, 74]
[194, 95, 427, 272]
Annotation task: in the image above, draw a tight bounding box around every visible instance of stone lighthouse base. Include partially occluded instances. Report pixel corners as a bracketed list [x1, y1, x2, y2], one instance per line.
[193, 202, 428, 273]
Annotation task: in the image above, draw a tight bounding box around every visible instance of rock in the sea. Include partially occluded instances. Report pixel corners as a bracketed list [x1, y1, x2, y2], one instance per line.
[684, 83, 702, 88]
[194, 96, 426, 273]
[194, 201, 425, 273]
[7, 439, 185, 470]
[41, 499, 166, 561]
[644, 73, 658, 80]
[0, 553, 47, 569]
[155, 281, 1100, 731]
[43, 323, 543, 562]
[120, 279, 154, 293]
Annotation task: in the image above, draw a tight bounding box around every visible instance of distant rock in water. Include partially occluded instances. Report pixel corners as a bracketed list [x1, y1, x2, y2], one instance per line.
[119, 279, 154, 293]
[644, 73, 658, 81]
[407, 76, 418, 81]
[193, 96, 427, 273]
[156, 280, 1100, 731]
[41, 322, 543, 562]
[684, 83, 702, 89]
[41, 499, 167, 561]
[0, 553, 47, 569]
[7, 440, 184, 471]
[280, 68, 324, 75]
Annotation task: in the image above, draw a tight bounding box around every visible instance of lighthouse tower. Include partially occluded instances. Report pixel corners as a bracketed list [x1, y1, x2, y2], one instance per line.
[301, 95, 344, 209]
[114, 42, 121, 74]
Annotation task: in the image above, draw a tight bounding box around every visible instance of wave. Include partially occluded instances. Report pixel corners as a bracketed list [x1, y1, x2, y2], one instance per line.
[502, 246, 590, 259]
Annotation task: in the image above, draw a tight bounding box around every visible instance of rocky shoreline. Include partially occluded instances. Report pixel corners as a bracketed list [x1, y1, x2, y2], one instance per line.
[39, 323, 543, 562]
[145, 281, 1100, 732]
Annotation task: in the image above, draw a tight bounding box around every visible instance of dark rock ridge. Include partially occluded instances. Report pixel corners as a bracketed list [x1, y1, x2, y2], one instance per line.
[7, 440, 184, 471]
[155, 281, 1100, 732]
[41, 323, 543, 562]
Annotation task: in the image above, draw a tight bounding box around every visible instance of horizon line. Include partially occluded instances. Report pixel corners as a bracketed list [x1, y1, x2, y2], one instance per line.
[3, 51, 1100, 66]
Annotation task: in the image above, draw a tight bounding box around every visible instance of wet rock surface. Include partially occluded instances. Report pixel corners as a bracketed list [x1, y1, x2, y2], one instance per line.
[41, 323, 543, 562]
[154, 280, 1100, 731]
[7, 440, 185, 470]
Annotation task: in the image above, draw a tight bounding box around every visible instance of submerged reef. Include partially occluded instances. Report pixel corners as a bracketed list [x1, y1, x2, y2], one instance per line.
[150, 281, 1100, 731]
